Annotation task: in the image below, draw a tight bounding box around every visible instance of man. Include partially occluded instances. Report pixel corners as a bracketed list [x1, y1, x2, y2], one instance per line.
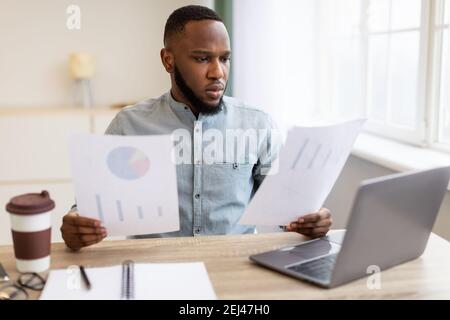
[61, 5, 332, 250]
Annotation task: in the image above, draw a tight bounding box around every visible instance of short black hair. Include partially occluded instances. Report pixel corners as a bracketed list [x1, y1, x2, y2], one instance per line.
[163, 5, 223, 45]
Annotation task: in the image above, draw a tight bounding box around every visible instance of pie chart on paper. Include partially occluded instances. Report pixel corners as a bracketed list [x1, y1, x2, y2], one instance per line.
[106, 146, 150, 180]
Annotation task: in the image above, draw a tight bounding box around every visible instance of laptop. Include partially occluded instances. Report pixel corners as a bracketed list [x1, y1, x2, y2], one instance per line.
[250, 166, 450, 288]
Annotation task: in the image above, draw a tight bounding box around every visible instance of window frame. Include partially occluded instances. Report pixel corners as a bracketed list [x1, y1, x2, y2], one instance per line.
[361, 0, 431, 146]
[430, 0, 450, 152]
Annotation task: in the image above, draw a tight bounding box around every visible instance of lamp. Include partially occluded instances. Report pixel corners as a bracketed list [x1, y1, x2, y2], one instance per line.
[69, 53, 95, 108]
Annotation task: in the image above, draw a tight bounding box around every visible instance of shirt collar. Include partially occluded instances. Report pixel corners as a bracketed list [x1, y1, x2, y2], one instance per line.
[164, 91, 224, 123]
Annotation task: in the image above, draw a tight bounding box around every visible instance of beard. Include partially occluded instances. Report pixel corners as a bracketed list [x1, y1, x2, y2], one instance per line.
[174, 65, 224, 116]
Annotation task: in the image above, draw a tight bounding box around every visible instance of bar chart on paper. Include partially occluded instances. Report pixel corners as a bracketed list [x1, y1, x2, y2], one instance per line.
[89, 146, 162, 224]
[69, 134, 180, 237]
[94, 194, 164, 224]
[239, 119, 366, 226]
[290, 139, 344, 171]
[285, 139, 346, 198]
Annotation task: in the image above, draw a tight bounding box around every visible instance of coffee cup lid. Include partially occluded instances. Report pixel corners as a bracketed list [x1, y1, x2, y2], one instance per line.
[6, 190, 55, 215]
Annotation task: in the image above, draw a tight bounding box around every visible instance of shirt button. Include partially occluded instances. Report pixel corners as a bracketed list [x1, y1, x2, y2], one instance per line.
[194, 194, 200, 199]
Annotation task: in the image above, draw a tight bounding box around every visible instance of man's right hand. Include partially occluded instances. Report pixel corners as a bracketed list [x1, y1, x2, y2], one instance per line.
[60, 211, 107, 251]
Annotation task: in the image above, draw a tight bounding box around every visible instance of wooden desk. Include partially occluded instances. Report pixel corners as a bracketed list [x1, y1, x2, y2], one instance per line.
[1, 231, 450, 299]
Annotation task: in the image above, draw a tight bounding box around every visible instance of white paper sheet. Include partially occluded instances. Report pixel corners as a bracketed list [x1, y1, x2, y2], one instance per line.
[68, 133, 180, 236]
[40, 262, 216, 300]
[239, 119, 366, 226]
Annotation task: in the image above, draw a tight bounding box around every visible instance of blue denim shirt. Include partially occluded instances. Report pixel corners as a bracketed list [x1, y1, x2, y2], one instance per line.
[100, 92, 279, 238]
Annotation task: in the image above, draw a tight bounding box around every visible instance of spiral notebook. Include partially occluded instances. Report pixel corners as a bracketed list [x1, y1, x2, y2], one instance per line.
[40, 262, 216, 300]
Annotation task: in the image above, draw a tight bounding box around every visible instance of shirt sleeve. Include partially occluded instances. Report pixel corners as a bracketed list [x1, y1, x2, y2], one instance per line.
[105, 112, 125, 135]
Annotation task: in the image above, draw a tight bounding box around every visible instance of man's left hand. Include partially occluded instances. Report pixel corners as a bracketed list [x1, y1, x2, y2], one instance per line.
[286, 208, 332, 238]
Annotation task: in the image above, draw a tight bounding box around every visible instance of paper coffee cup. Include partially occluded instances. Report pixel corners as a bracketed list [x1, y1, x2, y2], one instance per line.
[5, 190, 55, 273]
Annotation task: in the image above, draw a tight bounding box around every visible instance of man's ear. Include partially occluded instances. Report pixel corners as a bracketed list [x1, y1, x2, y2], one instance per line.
[160, 48, 175, 73]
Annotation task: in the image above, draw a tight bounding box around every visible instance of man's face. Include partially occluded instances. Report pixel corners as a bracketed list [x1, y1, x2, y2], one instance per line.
[164, 20, 231, 114]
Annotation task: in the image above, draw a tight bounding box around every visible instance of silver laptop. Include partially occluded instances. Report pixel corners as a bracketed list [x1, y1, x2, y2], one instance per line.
[250, 166, 450, 288]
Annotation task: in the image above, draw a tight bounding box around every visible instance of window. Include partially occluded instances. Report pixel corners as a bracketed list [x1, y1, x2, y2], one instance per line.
[232, 0, 450, 153]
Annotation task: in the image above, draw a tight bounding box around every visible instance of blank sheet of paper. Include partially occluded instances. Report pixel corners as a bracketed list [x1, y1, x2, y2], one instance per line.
[40, 262, 216, 300]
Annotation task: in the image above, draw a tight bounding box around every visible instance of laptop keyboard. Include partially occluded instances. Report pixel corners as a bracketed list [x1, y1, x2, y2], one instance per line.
[286, 253, 338, 283]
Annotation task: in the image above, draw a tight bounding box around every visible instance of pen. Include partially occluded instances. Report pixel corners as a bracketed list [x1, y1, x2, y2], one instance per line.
[79, 265, 91, 290]
[121, 260, 134, 300]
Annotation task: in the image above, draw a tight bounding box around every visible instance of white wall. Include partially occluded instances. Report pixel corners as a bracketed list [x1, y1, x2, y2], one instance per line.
[232, 0, 318, 132]
[0, 108, 118, 245]
[0, 0, 214, 246]
[0, 0, 213, 108]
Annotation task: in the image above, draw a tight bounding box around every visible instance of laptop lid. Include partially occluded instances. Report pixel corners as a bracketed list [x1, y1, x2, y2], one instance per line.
[329, 166, 450, 288]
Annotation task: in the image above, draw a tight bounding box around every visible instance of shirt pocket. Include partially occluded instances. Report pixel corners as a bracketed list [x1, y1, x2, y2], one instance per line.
[202, 162, 256, 230]
[202, 161, 255, 204]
